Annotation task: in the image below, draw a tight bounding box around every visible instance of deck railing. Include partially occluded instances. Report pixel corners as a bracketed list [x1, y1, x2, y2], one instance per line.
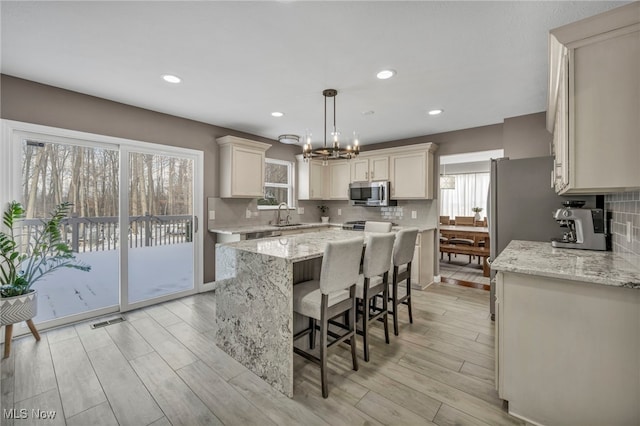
[18, 213, 193, 253]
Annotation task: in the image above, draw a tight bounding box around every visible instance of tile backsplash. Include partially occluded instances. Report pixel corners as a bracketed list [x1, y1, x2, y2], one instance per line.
[605, 190, 640, 264]
[207, 197, 437, 230]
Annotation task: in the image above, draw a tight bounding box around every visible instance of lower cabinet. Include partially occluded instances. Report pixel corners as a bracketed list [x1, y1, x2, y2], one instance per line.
[496, 271, 639, 425]
[277, 226, 329, 236]
[411, 230, 434, 290]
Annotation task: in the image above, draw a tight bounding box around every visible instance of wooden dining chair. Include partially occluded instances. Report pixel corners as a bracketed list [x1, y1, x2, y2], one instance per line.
[454, 216, 475, 226]
[439, 216, 450, 225]
[292, 237, 362, 398]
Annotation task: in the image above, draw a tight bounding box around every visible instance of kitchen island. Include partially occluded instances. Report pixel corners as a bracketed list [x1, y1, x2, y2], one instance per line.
[492, 241, 640, 425]
[214, 229, 368, 397]
[213, 227, 434, 397]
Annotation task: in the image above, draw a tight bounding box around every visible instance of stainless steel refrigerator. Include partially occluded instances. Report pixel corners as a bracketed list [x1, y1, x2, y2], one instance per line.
[487, 156, 595, 319]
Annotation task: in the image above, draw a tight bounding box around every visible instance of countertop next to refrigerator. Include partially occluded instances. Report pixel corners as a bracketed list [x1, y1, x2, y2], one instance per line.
[491, 240, 640, 289]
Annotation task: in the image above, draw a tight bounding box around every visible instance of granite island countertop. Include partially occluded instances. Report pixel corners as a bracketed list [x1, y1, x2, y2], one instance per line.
[215, 228, 367, 262]
[491, 240, 640, 289]
[210, 222, 435, 236]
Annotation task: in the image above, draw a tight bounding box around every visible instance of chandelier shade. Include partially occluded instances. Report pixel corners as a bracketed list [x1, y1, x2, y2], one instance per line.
[440, 163, 455, 190]
[302, 89, 360, 162]
[439, 175, 456, 190]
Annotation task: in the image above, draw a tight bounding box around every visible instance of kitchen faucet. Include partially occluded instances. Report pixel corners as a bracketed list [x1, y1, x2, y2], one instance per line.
[277, 202, 289, 225]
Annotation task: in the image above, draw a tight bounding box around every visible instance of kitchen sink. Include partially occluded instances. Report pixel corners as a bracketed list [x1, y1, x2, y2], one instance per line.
[275, 223, 303, 227]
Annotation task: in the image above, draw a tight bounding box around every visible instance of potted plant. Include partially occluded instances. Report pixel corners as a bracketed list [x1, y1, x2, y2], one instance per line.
[317, 205, 329, 223]
[472, 206, 483, 222]
[1, 201, 90, 356]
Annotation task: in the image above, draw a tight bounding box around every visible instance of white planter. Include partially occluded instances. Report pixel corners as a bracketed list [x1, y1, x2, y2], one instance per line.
[321, 216, 329, 223]
[1, 290, 38, 326]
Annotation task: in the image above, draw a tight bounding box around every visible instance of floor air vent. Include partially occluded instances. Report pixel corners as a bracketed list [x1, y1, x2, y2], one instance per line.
[90, 316, 126, 329]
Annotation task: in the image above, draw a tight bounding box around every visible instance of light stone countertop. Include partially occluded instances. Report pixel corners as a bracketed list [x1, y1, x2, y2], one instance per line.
[208, 222, 335, 235]
[215, 228, 367, 262]
[491, 240, 640, 289]
[210, 222, 436, 235]
[215, 227, 434, 263]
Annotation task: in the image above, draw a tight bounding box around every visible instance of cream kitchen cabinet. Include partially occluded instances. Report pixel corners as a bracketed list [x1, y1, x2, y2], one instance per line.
[328, 160, 350, 200]
[350, 155, 389, 182]
[389, 144, 436, 199]
[547, 2, 640, 194]
[495, 270, 639, 425]
[296, 155, 326, 200]
[217, 136, 271, 198]
[410, 229, 435, 290]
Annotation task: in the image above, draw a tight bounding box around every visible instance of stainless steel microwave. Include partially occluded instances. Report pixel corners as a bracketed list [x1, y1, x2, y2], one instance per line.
[349, 181, 396, 207]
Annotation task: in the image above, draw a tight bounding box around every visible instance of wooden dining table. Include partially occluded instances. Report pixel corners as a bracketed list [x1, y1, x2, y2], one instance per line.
[439, 225, 490, 276]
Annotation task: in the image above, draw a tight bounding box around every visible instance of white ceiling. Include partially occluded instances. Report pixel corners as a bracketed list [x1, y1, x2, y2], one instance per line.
[0, 1, 628, 146]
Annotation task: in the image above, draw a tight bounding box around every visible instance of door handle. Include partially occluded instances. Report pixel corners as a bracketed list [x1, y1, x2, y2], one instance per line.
[194, 216, 199, 233]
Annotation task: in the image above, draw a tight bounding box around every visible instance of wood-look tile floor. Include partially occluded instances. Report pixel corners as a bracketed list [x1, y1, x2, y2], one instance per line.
[439, 255, 490, 285]
[1, 284, 523, 426]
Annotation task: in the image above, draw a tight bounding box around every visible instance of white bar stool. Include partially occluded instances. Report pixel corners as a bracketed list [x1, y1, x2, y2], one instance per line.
[292, 237, 363, 398]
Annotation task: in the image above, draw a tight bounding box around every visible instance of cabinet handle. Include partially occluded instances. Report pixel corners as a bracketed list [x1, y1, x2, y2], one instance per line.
[365, 171, 368, 179]
[371, 171, 374, 179]
[555, 162, 563, 179]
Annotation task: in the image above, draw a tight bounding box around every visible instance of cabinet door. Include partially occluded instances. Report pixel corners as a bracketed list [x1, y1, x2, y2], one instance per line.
[309, 161, 325, 199]
[369, 156, 389, 181]
[411, 243, 420, 286]
[390, 151, 427, 199]
[351, 158, 369, 182]
[297, 159, 325, 200]
[232, 146, 265, 197]
[553, 51, 569, 193]
[329, 161, 350, 199]
[570, 29, 640, 192]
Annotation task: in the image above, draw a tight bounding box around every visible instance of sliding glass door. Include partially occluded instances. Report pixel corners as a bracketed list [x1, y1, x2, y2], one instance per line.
[5, 121, 202, 331]
[125, 150, 195, 306]
[17, 136, 121, 323]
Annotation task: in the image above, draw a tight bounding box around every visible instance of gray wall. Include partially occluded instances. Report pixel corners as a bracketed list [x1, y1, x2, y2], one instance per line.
[0, 75, 299, 282]
[368, 111, 551, 160]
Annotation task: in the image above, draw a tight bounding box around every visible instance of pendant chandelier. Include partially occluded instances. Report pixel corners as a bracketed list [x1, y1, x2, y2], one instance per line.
[302, 89, 360, 163]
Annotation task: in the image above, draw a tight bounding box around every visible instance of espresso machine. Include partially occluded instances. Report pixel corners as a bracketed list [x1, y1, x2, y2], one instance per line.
[551, 201, 608, 250]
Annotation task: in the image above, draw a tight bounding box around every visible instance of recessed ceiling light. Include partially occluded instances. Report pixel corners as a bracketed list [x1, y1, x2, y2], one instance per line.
[271, 112, 284, 117]
[162, 74, 181, 84]
[428, 109, 443, 116]
[376, 69, 396, 80]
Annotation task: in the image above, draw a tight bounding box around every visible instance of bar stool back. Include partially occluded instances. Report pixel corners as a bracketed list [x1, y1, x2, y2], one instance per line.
[292, 237, 363, 398]
[364, 221, 392, 232]
[390, 228, 419, 336]
[356, 232, 395, 361]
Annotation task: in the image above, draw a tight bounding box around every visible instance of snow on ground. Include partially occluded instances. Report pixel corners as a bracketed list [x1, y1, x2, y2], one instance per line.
[31, 243, 194, 323]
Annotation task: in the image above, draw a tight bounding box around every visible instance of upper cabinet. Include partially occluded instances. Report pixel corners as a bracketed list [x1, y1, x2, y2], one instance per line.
[328, 161, 350, 200]
[350, 156, 389, 182]
[217, 136, 271, 198]
[296, 155, 326, 200]
[389, 144, 436, 199]
[296, 143, 437, 201]
[547, 3, 640, 194]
